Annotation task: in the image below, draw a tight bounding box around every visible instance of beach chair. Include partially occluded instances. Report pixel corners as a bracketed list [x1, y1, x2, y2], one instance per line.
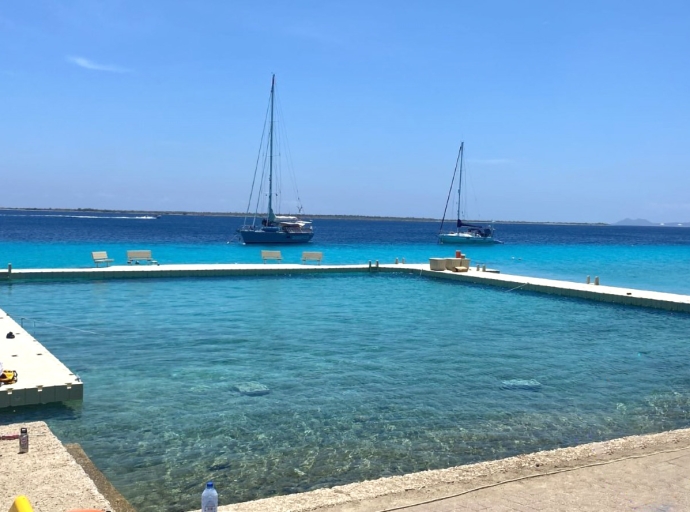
[126, 250, 159, 265]
[91, 251, 114, 267]
[261, 250, 282, 263]
[301, 251, 323, 265]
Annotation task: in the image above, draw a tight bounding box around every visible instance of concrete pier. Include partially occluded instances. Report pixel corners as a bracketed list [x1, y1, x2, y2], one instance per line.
[419, 265, 690, 313]
[0, 263, 371, 281]
[2, 262, 690, 313]
[0, 308, 83, 408]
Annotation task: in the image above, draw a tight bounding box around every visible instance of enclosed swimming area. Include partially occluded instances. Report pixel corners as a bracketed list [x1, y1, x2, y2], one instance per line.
[2, 212, 690, 512]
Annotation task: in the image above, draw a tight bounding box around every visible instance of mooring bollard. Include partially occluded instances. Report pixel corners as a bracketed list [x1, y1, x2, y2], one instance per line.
[375, 260, 379, 268]
[401, 257, 405, 264]
[395, 257, 399, 264]
[8, 263, 11, 274]
[594, 276, 600, 285]
[482, 264, 486, 271]
[476, 264, 480, 271]
[586, 275, 591, 284]
[368, 260, 372, 270]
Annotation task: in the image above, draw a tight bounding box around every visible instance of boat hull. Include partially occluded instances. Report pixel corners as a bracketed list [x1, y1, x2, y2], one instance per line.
[439, 233, 501, 244]
[239, 229, 314, 244]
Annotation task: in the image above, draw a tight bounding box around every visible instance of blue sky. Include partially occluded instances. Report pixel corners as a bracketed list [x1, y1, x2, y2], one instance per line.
[1, 1, 689, 222]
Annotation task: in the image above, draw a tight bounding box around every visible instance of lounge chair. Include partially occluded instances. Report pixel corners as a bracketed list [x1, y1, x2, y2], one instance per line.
[261, 250, 282, 263]
[92, 251, 114, 267]
[126, 250, 159, 265]
[301, 252, 323, 265]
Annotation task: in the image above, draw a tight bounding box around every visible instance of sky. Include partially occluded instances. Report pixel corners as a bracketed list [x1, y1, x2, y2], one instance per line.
[1, 1, 689, 223]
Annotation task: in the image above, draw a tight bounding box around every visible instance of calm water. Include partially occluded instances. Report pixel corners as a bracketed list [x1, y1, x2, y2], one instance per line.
[2, 211, 690, 293]
[2, 212, 690, 512]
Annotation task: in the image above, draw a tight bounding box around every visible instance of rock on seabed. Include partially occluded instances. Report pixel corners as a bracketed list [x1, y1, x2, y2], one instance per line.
[500, 379, 542, 391]
[234, 382, 270, 396]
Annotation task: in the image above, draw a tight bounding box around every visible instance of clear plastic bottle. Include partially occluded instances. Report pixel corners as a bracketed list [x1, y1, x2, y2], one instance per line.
[201, 481, 218, 512]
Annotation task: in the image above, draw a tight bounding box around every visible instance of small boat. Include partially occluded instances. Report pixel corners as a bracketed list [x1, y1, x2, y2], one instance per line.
[238, 75, 314, 244]
[438, 142, 501, 245]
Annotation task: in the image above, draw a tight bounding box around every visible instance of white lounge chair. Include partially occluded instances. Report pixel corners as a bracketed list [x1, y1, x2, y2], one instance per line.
[127, 250, 159, 265]
[92, 251, 114, 267]
[261, 250, 282, 263]
[301, 252, 323, 265]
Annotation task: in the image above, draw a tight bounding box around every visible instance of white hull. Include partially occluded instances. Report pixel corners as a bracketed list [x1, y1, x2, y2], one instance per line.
[439, 232, 501, 244]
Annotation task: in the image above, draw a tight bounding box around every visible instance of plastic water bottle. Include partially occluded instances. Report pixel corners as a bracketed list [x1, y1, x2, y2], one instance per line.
[201, 481, 218, 512]
[19, 428, 29, 453]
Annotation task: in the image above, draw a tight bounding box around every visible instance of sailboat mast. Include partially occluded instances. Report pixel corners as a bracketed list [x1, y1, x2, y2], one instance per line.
[268, 74, 275, 223]
[457, 142, 464, 224]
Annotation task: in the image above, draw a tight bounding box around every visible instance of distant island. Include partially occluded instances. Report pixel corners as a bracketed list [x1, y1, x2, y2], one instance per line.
[0, 206, 611, 225]
[615, 218, 690, 227]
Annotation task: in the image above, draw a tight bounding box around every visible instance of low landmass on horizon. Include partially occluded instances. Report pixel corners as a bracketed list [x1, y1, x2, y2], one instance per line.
[615, 218, 690, 227]
[0, 206, 613, 225]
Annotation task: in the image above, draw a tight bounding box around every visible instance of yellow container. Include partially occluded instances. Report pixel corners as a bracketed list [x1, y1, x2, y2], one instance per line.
[9, 496, 33, 512]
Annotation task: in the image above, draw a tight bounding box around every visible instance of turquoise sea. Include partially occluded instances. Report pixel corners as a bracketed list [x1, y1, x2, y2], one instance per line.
[2, 212, 690, 512]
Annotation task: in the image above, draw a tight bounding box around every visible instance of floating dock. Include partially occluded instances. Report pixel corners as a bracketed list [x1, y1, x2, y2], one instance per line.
[418, 264, 690, 313]
[2, 261, 690, 314]
[0, 308, 83, 408]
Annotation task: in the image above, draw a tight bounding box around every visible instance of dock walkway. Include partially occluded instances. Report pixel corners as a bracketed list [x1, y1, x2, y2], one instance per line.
[2, 262, 690, 313]
[0, 308, 83, 408]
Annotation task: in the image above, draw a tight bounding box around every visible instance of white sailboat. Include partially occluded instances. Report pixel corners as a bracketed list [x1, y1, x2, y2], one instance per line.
[438, 142, 502, 244]
[238, 75, 314, 244]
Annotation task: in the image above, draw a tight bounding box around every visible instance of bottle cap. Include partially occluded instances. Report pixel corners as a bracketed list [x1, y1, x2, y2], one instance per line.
[206, 481, 213, 488]
[20, 428, 27, 434]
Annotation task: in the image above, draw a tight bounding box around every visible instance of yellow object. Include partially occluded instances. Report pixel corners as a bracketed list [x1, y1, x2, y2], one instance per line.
[8, 495, 33, 512]
[0, 370, 18, 385]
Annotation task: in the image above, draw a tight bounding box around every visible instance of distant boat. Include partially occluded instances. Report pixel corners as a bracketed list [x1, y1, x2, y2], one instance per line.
[238, 75, 314, 244]
[438, 142, 501, 245]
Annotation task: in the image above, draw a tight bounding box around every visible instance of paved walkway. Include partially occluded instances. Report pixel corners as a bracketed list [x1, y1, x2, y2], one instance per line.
[376, 448, 690, 511]
[223, 430, 690, 512]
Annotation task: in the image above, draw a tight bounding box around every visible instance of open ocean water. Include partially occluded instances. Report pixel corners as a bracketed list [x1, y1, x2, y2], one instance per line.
[2, 211, 690, 512]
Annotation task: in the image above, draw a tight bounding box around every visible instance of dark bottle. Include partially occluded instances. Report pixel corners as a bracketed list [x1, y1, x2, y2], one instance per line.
[19, 427, 28, 453]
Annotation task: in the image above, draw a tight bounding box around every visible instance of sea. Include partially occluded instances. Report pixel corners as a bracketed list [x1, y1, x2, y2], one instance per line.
[1, 210, 690, 512]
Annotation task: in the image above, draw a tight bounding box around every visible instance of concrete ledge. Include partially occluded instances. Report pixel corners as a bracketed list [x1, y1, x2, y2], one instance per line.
[0, 421, 112, 512]
[65, 443, 137, 512]
[215, 428, 690, 512]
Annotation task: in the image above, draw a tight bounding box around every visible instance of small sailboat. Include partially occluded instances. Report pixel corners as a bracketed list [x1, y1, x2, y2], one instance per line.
[238, 75, 314, 244]
[438, 142, 502, 244]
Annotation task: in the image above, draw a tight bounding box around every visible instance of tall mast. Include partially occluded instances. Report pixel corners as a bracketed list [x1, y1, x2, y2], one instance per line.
[267, 74, 276, 223]
[457, 142, 464, 223]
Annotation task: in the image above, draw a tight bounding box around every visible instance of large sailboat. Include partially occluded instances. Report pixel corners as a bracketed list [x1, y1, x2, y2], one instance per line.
[238, 75, 314, 244]
[438, 142, 502, 244]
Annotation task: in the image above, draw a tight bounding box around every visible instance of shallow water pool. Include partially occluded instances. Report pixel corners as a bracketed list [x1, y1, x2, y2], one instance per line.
[2, 273, 690, 512]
